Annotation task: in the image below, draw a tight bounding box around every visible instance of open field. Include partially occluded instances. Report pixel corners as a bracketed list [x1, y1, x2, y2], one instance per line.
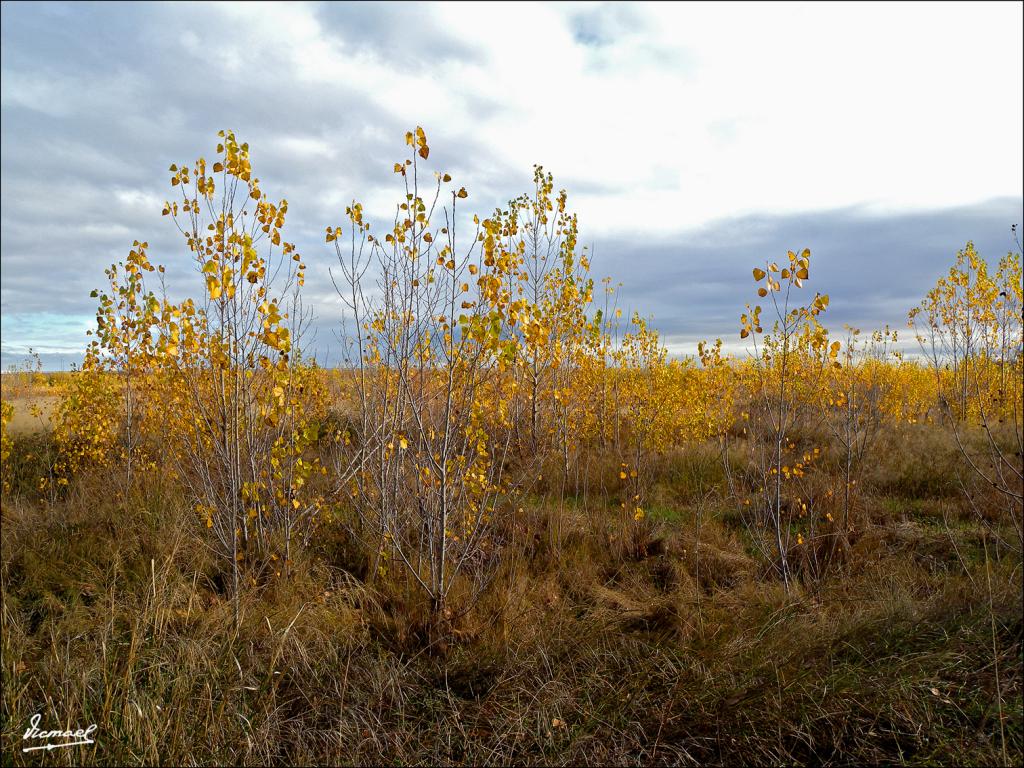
[0, 370, 70, 434]
[1, 128, 1021, 767]
[2, 1, 1022, 764]
[1, 391, 1021, 766]
[0, 396, 59, 435]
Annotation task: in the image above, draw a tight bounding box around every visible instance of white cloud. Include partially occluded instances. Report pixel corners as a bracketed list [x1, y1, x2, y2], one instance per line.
[1, 0, 1021, 368]
[148, 1, 1024, 231]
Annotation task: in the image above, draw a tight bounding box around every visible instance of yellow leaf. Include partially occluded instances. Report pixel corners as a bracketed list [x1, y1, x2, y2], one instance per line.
[206, 276, 222, 300]
[752, 268, 766, 281]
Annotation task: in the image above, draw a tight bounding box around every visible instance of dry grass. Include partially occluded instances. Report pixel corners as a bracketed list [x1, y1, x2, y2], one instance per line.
[0, 396, 59, 436]
[1, 426, 1021, 766]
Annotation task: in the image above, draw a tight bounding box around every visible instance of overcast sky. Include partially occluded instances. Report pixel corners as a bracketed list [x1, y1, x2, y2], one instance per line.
[1, 1, 1022, 370]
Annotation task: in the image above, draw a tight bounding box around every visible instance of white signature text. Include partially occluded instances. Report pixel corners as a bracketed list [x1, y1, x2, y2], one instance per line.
[22, 713, 97, 752]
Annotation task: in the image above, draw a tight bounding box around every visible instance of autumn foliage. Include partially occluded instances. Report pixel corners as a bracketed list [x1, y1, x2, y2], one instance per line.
[1, 128, 1022, 766]
[2, 128, 1022, 619]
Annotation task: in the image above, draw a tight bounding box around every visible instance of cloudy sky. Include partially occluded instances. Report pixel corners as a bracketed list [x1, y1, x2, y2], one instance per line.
[1, 1, 1021, 370]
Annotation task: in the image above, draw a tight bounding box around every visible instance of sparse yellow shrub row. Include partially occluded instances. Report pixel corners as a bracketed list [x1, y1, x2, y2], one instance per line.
[2, 128, 1019, 609]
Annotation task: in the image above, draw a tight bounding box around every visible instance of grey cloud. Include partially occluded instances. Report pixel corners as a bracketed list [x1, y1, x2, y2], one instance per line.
[1, 1, 520, 370]
[312, 2, 485, 68]
[568, 4, 648, 47]
[596, 198, 1024, 356]
[2, 3, 1020, 372]
[567, 3, 696, 73]
[215, 198, 1024, 371]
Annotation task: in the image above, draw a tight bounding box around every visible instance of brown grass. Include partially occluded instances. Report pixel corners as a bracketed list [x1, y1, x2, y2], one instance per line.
[0, 395, 59, 435]
[1, 426, 1021, 766]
